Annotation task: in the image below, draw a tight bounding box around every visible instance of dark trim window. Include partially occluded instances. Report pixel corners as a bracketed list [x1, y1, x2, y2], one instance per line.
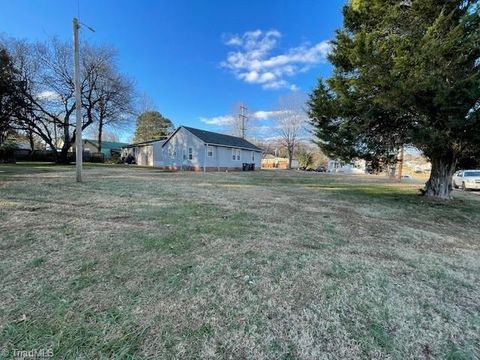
[207, 146, 213, 157]
[188, 147, 193, 160]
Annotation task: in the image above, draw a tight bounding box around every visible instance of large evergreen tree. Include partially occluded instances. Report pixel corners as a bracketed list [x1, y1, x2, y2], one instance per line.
[133, 111, 174, 143]
[308, 0, 480, 199]
[0, 47, 25, 145]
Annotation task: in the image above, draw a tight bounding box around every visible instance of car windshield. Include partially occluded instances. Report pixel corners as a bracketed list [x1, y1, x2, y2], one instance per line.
[464, 171, 480, 177]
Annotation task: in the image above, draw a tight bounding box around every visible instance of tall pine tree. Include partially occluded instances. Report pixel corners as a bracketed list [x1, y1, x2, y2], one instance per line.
[0, 47, 26, 145]
[133, 111, 174, 143]
[308, 0, 480, 199]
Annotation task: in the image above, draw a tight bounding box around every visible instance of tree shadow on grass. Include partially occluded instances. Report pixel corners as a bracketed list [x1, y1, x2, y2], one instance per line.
[307, 183, 480, 215]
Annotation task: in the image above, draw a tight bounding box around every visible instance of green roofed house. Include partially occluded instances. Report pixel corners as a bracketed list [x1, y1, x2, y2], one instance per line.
[82, 139, 129, 160]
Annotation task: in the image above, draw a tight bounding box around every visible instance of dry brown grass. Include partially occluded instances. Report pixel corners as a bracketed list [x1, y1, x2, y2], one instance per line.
[0, 163, 479, 359]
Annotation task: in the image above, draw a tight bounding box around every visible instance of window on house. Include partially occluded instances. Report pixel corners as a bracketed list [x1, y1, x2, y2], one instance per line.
[251, 151, 255, 161]
[232, 148, 241, 161]
[188, 147, 193, 160]
[207, 146, 213, 157]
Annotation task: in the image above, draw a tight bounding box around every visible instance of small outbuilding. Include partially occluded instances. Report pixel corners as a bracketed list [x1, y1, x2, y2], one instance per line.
[122, 126, 262, 171]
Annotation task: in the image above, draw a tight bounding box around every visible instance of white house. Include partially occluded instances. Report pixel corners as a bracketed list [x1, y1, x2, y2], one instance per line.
[327, 159, 366, 174]
[122, 126, 262, 171]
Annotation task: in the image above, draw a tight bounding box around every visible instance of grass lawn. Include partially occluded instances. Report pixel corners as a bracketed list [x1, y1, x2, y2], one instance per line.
[1, 163, 479, 359]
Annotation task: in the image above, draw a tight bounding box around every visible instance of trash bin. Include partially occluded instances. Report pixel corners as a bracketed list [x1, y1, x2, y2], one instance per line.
[242, 163, 248, 171]
[249, 163, 255, 171]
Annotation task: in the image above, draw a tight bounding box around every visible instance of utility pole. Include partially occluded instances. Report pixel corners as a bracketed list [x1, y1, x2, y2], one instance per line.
[239, 105, 247, 139]
[72, 18, 94, 182]
[73, 17, 82, 182]
[397, 144, 404, 180]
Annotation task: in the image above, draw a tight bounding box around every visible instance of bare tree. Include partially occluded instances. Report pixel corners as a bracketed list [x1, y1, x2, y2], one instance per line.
[101, 130, 119, 142]
[273, 93, 307, 169]
[85, 46, 135, 152]
[86, 128, 120, 143]
[136, 92, 156, 114]
[251, 138, 275, 158]
[7, 38, 134, 163]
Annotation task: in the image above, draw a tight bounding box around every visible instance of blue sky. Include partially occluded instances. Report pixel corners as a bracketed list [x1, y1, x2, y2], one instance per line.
[0, 0, 346, 141]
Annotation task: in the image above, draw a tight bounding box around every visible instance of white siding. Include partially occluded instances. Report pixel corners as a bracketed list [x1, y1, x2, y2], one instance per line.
[161, 127, 205, 170]
[137, 127, 263, 170]
[209, 146, 261, 170]
[136, 145, 153, 166]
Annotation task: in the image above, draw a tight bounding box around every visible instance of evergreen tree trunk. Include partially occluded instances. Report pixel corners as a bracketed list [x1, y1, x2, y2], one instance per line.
[424, 155, 456, 200]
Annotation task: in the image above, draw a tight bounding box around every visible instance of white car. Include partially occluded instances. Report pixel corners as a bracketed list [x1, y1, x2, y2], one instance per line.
[452, 170, 480, 190]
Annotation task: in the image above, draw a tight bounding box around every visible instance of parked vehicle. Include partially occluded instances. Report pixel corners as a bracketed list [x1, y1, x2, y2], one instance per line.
[452, 170, 480, 190]
[299, 166, 315, 171]
[401, 174, 412, 180]
[315, 166, 327, 172]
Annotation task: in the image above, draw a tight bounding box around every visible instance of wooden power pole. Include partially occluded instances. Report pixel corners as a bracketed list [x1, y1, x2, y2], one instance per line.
[73, 17, 82, 182]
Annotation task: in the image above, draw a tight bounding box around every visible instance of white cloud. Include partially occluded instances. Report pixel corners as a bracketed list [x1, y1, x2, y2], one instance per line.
[199, 115, 235, 126]
[251, 110, 285, 120]
[200, 110, 289, 126]
[224, 35, 242, 46]
[221, 29, 331, 90]
[36, 90, 61, 101]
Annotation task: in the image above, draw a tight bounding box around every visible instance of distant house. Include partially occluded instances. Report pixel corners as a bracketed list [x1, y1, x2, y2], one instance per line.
[122, 126, 262, 171]
[82, 140, 129, 160]
[261, 155, 299, 169]
[327, 160, 366, 174]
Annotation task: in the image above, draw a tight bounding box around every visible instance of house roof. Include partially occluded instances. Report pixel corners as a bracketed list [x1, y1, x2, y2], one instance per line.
[85, 139, 129, 150]
[163, 126, 262, 151]
[123, 139, 166, 148]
